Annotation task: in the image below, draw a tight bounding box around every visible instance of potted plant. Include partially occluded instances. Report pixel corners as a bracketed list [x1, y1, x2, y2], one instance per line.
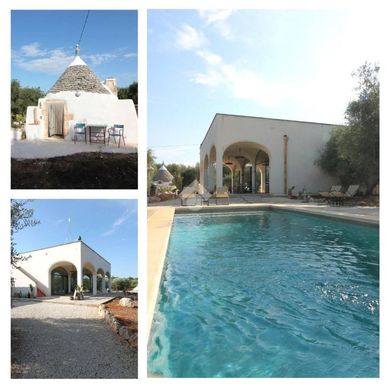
[73, 284, 84, 300]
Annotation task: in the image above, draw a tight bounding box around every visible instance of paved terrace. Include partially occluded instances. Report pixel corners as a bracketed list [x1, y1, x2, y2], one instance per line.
[147, 195, 379, 338]
[11, 138, 137, 159]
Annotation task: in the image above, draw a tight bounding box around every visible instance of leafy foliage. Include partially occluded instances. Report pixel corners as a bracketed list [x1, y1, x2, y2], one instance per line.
[11, 200, 40, 266]
[316, 63, 379, 192]
[118, 81, 138, 113]
[111, 276, 138, 291]
[11, 79, 44, 126]
[158, 163, 200, 191]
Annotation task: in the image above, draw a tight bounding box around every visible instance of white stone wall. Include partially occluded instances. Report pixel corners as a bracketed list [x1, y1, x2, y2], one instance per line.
[11, 267, 36, 297]
[24, 92, 138, 145]
[200, 114, 337, 194]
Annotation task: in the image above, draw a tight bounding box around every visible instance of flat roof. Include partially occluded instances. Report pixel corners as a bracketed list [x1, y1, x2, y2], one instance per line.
[200, 113, 343, 147]
[20, 240, 110, 266]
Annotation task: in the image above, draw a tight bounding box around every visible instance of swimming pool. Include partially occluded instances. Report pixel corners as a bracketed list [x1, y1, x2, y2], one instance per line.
[148, 209, 379, 377]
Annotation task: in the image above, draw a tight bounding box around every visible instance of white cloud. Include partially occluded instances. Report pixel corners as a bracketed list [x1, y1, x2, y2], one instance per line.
[101, 209, 135, 237]
[124, 52, 137, 59]
[176, 24, 206, 50]
[198, 10, 234, 25]
[87, 53, 116, 66]
[20, 42, 45, 57]
[198, 10, 235, 39]
[16, 50, 73, 75]
[196, 50, 222, 65]
[13, 43, 122, 75]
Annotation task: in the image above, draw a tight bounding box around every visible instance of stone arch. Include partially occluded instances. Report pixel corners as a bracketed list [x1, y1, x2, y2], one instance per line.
[82, 262, 96, 293]
[48, 261, 78, 296]
[223, 141, 271, 193]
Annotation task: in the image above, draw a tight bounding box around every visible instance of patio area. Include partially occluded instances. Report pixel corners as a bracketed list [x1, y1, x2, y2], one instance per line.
[11, 137, 137, 159]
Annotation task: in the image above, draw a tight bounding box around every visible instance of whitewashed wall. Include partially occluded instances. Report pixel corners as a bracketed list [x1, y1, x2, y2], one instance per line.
[11, 241, 111, 297]
[200, 114, 337, 194]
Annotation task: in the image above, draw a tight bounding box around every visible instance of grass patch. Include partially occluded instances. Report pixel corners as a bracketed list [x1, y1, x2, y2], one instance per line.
[11, 152, 138, 189]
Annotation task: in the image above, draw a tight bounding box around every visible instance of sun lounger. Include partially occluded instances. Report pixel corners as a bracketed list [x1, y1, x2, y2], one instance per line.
[215, 186, 229, 205]
[180, 185, 200, 206]
[327, 184, 360, 206]
[318, 185, 342, 198]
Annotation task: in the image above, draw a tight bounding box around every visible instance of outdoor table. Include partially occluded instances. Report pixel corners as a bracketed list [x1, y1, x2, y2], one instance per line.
[87, 124, 107, 144]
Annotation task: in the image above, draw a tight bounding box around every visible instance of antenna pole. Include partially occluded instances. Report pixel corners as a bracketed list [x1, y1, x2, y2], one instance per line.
[78, 10, 90, 46]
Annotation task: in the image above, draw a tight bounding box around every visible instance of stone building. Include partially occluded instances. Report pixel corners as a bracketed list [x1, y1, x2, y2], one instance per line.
[24, 44, 137, 144]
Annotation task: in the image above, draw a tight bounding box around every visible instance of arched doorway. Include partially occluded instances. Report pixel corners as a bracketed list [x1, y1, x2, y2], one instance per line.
[50, 262, 77, 295]
[51, 267, 68, 295]
[82, 262, 97, 295]
[223, 142, 270, 194]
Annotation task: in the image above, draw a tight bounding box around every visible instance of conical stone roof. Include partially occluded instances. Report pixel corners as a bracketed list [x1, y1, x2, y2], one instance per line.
[153, 164, 174, 183]
[47, 45, 110, 95]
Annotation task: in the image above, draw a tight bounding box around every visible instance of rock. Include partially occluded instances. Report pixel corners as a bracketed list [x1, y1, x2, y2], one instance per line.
[119, 326, 130, 340]
[119, 298, 134, 307]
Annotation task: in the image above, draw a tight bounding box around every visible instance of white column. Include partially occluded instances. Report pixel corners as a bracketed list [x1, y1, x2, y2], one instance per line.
[68, 272, 72, 294]
[239, 162, 245, 193]
[230, 167, 234, 193]
[260, 165, 266, 193]
[199, 160, 205, 191]
[251, 161, 256, 194]
[77, 267, 83, 289]
[92, 274, 97, 296]
[101, 276, 106, 292]
[216, 150, 223, 189]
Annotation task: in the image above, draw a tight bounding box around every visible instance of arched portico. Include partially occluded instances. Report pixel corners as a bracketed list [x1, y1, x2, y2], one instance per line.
[82, 262, 97, 295]
[49, 261, 78, 295]
[222, 141, 270, 194]
[97, 268, 105, 292]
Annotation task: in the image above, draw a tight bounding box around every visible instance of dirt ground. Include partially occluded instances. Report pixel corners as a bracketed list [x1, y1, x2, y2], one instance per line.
[11, 152, 138, 189]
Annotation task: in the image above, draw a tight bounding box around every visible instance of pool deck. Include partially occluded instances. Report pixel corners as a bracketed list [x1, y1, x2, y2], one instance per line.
[147, 197, 379, 339]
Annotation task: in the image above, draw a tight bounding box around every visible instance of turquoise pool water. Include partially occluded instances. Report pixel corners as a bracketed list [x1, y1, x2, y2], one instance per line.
[148, 210, 379, 377]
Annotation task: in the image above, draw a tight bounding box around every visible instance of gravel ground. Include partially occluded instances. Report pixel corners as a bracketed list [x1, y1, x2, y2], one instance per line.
[11, 300, 137, 378]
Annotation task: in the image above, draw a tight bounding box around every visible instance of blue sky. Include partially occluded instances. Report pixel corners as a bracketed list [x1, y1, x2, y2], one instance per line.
[13, 200, 138, 278]
[148, 9, 381, 165]
[11, 10, 137, 91]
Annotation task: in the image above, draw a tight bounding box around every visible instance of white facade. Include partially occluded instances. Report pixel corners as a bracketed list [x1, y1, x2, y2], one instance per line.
[200, 114, 338, 195]
[11, 241, 111, 297]
[26, 92, 138, 144]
